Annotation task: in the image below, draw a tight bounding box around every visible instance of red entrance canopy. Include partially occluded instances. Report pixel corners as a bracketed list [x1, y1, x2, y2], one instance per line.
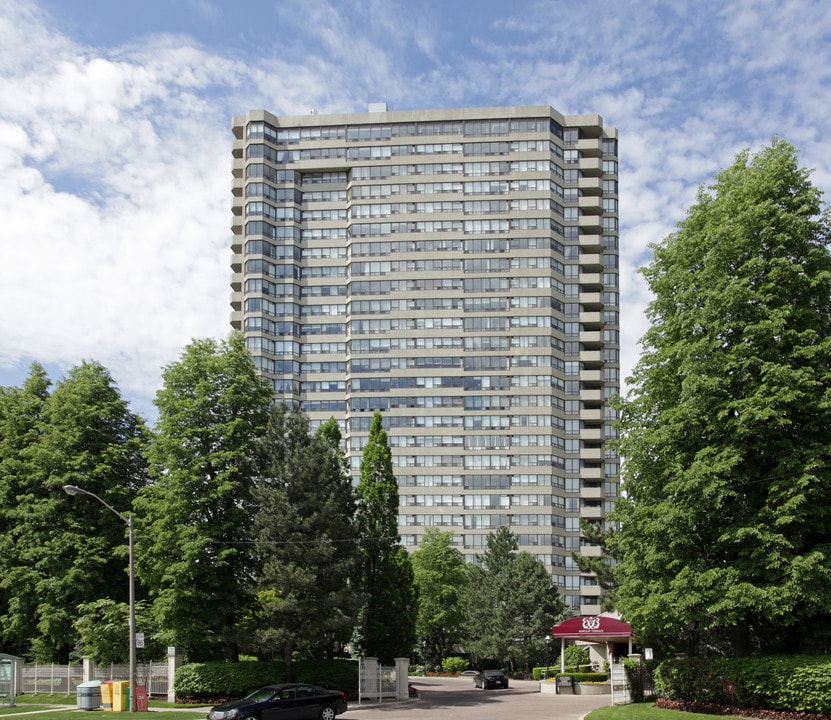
[552, 616, 633, 640]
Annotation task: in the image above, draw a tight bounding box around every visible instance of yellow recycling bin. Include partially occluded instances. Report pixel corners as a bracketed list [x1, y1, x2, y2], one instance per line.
[111, 681, 129, 712]
[100, 681, 113, 711]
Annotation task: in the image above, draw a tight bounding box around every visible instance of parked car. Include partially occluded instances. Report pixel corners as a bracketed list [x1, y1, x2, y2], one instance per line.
[473, 669, 509, 689]
[207, 683, 347, 720]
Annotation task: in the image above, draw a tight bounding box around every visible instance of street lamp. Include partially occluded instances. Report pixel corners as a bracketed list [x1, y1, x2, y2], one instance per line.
[64, 485, 136, 712]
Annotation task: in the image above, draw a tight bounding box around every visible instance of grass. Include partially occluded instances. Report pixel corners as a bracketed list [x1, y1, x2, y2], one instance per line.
[587, 703, 732, 720]
[0, 694, 208, 720]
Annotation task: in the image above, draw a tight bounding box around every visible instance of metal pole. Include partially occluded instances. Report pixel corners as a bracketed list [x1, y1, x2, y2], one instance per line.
[63, 485, 136, 712]
[128, 516, 136, 712]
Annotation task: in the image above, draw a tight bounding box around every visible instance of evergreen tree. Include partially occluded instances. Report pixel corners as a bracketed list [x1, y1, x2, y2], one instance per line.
[355, 412, 417, 663]
[251, 407, 361, 675]
[464, 527, 566, 671]
[135, 334, 272, 661]
[612, 139, 831, 656]
[411, 527, 468, 668]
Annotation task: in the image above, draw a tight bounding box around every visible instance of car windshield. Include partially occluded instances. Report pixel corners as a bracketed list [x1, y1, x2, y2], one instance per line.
[245, 688, 276, 702]
[484, 670, 502, 676]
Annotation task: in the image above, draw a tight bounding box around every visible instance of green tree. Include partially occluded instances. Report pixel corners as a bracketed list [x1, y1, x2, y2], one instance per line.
[135, 334, 273, 661]
[612, 139, 831, 656]
[74, 599, 165, 665]
[1, 362, 149, 661]
[571, 519, 617, 612]
[250, 407, 361, 676]
[411, 527, 468, 668]
[464, 527, 566, 671]
[355, 412, 417, 663]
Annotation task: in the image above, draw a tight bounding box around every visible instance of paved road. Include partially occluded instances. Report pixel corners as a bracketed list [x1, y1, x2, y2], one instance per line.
[340, 676, 611, 720]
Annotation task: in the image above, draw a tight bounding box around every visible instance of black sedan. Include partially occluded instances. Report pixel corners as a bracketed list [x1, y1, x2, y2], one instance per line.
[207, 684, 347, 720]
[473, 669, 509, 689]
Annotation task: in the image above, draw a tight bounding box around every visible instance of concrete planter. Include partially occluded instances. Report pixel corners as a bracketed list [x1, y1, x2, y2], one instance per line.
[539, 681, 610, 695]
[574, 683, 610, 695]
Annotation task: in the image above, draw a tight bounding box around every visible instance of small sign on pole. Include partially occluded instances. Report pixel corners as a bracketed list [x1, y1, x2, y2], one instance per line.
[135, 633, 145, 649]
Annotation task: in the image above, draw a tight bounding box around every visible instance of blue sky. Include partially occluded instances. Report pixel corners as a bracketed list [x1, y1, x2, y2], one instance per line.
[1, 0, 830, 424]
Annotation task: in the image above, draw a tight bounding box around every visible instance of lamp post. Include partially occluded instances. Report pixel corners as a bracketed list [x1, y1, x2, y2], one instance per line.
[64, 485, 135, 712]
[545, 635, 551, 678]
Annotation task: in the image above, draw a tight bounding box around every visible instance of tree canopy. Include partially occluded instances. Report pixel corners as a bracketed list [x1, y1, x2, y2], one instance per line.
[0, 361, 149, 661]
[464, 527, 566, 671]
[411, 527, 469, 668]
[134, 334, 273, 661]
[250, 406, 361, 674]
[355, 412, 417, 663]
[612, 139, 831, 656]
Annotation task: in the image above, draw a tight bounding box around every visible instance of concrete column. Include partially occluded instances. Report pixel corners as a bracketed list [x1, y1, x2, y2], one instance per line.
[166, 647, 182, 703]
[394, 658, 409, 700]
[82, 657, 96, 684]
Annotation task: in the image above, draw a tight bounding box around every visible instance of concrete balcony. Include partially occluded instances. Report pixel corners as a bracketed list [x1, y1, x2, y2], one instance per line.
[579, 253, 604, 271]
[578, 157, 602, 176]
[580, 483, 604, 499]
[580, 311, 603, 328]
[579, 196, 602, 214]
[580, 330, 603, 347]
[578, 176, 602, 194]
[577, 138, 603, 157]
[579, 234, 603, 252]
[580, 445, 605, 461]
[580, 349, 603, 365]
[580, 505, 604, 519]
[580, 369, 603, 384]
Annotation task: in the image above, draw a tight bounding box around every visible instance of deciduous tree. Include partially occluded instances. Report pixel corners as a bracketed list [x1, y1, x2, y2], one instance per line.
[411, 527, 468, 668]
[135, 334, 272, 661]
[612, 139, 831, 656]
[355, 412, 417, 663]
[1, 362, 149, 661]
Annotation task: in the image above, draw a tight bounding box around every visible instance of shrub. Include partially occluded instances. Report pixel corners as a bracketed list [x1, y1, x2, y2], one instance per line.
[654, 656, 831, 715]
[442, 656, 468, 673]
[563, 644, 590, 668]
[174, 659, 358, 703]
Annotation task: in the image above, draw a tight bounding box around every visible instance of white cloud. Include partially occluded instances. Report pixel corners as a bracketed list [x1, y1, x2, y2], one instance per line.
[2, 0, 831, 417]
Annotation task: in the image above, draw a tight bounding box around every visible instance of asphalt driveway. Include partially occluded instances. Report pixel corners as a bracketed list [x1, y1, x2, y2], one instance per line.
[341, 676, 610, 720]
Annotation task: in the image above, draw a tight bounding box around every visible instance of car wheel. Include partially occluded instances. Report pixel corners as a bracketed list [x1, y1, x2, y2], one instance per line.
[319, 705, 336, 720]
[240, 715, 259, 720]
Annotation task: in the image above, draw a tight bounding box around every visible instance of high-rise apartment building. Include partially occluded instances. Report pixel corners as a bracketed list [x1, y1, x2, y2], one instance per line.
[231, 104, 619, 615]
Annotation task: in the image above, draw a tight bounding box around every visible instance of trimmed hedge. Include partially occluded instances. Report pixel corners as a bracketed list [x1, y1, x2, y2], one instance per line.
[655, 656, 831, 715]
[532, 664, 595, 680]
[174, 659, 358, 703]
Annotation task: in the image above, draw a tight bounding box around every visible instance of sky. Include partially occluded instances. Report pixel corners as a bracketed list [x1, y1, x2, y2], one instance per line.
[1, 0, 830, 425]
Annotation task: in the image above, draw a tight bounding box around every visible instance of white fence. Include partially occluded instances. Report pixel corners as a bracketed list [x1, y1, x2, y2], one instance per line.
[21, 661, 168, 697]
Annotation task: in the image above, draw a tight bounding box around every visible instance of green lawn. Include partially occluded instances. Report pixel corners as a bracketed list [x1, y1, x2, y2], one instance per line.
[0, 694, 208, 720]
[588, 703, 729, 720]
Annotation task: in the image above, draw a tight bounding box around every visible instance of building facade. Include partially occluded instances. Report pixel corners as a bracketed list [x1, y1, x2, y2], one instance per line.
[230, 104, 619, 615]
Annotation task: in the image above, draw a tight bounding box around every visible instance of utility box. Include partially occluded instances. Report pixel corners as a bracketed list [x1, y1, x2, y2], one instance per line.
[112, 681, 129, 712]
[77, 680, 102, 710]
[135, 683, 148, 712]
[100, 680, 114, 711]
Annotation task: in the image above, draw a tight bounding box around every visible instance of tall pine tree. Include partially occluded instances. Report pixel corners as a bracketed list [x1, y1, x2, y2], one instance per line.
[251, 407, 361, 675]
